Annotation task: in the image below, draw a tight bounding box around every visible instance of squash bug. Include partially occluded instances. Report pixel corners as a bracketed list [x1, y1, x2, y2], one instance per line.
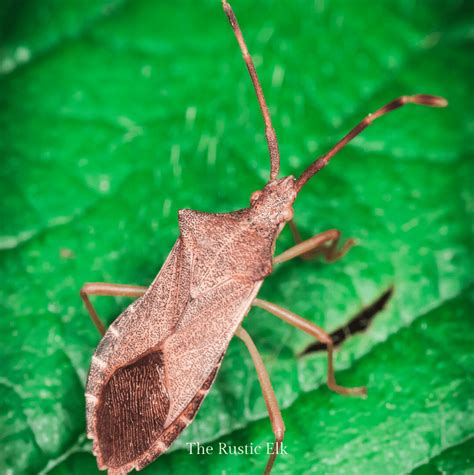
[80, 1, 448, 473]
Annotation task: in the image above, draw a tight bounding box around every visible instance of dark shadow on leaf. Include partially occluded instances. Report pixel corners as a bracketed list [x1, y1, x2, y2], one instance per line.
[300, 286, 394, 356]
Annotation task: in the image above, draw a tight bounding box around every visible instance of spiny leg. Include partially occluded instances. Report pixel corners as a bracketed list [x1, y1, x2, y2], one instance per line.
[235, 326, 285, 475]
[253, 299, 367, 397]
[80, 283, 147, 336]
[274, 226, 355, 265]
[222, 0, 280, 180]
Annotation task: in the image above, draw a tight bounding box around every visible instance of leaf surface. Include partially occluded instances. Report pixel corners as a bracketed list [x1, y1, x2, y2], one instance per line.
[0, 0, 472, 474]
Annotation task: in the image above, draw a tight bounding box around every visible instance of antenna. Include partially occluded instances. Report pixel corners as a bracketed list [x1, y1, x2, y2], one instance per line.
[295, 94, 448, 192]
[223, 0, 280, 181]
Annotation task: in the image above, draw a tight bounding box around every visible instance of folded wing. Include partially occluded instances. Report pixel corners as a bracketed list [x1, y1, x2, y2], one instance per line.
[86, 207, 271, 473]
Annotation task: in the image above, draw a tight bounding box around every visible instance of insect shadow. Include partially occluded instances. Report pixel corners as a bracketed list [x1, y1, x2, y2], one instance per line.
[301, 286, 394, 356]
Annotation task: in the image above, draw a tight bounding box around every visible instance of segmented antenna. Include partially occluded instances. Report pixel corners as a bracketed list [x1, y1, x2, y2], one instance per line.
[295, 94, 448, 192]
[222, 0, 281, 181]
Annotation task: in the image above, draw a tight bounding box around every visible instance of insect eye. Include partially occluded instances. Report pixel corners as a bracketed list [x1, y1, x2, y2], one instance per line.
[281, 207, 294, 222]
[250, 190, 262, 204]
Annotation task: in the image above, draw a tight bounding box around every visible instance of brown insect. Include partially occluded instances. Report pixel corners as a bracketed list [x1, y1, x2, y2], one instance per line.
[80, 1, 447, 474]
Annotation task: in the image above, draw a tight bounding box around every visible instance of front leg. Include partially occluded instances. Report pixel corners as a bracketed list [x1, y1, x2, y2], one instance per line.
[253, 298, 367, 397]
[273, 221, 355, 265]
[80, 282, 147, 335]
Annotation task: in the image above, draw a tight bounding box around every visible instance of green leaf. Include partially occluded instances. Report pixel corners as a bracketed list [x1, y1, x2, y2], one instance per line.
[1, 0, 472, 474]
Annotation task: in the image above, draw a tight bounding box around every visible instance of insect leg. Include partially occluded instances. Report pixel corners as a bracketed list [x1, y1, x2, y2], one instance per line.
[235, 326, 285, 475]
[253, 299, 367, 397]
[222, 0, 280, 180]
[273, 226, 355, 264]
[80, 283, 147, 336]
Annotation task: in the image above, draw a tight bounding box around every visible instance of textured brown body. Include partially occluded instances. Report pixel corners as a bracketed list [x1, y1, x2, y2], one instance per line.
[83, 2, 447, 473]
[86, 182, 296, 473]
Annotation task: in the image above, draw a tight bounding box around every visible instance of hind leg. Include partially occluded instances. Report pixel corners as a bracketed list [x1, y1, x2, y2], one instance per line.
[235, 326, 285, 474]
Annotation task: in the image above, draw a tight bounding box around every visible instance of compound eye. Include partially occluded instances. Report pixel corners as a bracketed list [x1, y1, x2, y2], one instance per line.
[250, 190, 262, 204]
[281, 207, 294, 222]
